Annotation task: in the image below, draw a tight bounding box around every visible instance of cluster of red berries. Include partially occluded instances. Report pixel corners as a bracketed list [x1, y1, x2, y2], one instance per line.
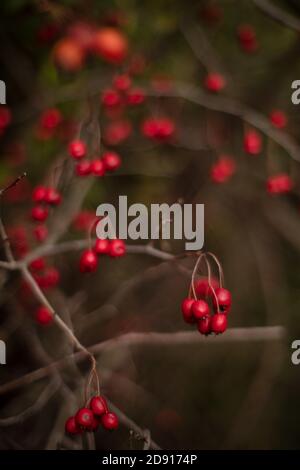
[65, 396, 118, 435]
[68, 140, 121, 177]
[237, 24, 258, 53]
[79, 238, 126, 273]
[102, 74, 145, 109]
[53, 22, 128, 72]
[141, 117, 175, 141]
[31, 185, 62, 223]
[181, 277, 231, 335]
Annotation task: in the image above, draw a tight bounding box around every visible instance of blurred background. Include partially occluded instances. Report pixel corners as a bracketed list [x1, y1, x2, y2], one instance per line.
[0, 0, 300, 450]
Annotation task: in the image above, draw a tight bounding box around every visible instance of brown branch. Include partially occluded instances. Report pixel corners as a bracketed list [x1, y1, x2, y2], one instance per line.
[148, 82, 300, 163]
[0, 326, 285, 397]
[253, 0, 300, 32]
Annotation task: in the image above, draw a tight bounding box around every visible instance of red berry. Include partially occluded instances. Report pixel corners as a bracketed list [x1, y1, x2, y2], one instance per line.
[102, 152, 121, 171]
[43, 267, 60, 288]
[75, 407, 94, 429]
[68, 140, 86, 159]
[266, 173, 293, 194]
[91, 159, 106, 176]
[210, 156, 236, 184]
[67, 21, 95, 52]
[101, 412, 119, 430]
[244, 130, 262, 155]
[126, 88, 145, 106]
[75, 161, 91, 176]
[35, 306, 53, 325]
[269, 110, 287, 129]
[89, 415, 100, 432]
[34, 224, 48, 242]
[113, 74, 132, 92]
[213, 287, 232, 313]
[195, 277, 219, 298]
[30, 257, 46, 271]
[204, 73, 225, 92]
[0, 106, 12, 129]
[237, 24, 258, 53]
[181, 298, 195, 324]
[92, 27, 128, 64]
[109, 239, 126, 257]
[101, 89, 121, 107]
[79, 249, 98, 272]
[65, 416, 83, 435]
[40, 108, 62, 130]
[53, 38, 84, 72]
[211, 313, 227, 334]
[45, 188, 61, 206]
[94, 238, 110, 255]
[90, 396, 108, 416]
[200, 4, 223, 25]
[32, 186, 47, 203]
[31, 205, 49, 222]
[103, 119, 132, 146]
[197, 316, 212, 335]
[191, 300, 210, 320]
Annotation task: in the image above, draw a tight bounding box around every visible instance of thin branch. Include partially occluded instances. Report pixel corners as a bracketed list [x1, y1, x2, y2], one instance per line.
[0, 326, 285, 397]
[253, 0, 300, 32]
[148, 82, 300, 163]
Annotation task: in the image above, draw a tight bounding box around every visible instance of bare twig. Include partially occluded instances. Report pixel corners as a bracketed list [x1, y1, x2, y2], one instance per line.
[253, 0, 300, 32]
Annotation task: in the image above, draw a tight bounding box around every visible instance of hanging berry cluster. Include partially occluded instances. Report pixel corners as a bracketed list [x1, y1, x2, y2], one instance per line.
[181, 252, 231, 335]
[79, 238, 126, 273]
[65, 365, 118, 435]
[68, 140, 121, 177]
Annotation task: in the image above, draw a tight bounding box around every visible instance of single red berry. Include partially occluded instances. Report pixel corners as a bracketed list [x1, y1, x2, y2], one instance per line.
[101, 89, 122, 107]
[75, 407, 94, 429]
[126, 88, 145, 106]
[0, 106, 12, 129]
[181, 298, 196, 324]
[92, 27, 128, 64]
[113, 74, 132, 92]
[43, 267, 60, 288]
[34, 224, 48, 242]
[197, 316, 212, 335]
[75, 161, 91, 176]
[109, 239, 126, 257]
[195, 277, 219, 298]
[192, 300, 210, 320]
[211, 313, 227, 334]
[244, 130, 262, 155]
[31, 205, 49, 222]
[101, 412, 119, 430]
[79, 249, 98, 273]
[269, 110, 287, 129]
[68, 140, 86, 159]
[204, 73, 225, 93]
[45, 188, 62, 206]
[91, 159, 106, 176]
[35, 306, 53, 325]
[213, 287, 232, 313]
[32, 185, 47, 203]
[94, 238, 110, 255]
[266, 173, 293, 194]
[30, 257, 46, 271]
[210, 156, 236, 184]
[237, 24, 258, 53]
[102, 152, 121, 172]
[103, 119, 132, 146]
[65, 416, 82, 435]
[90, 396, 108, 416]
[40, 108, 62, 130]
[53, 38, 85, 72]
